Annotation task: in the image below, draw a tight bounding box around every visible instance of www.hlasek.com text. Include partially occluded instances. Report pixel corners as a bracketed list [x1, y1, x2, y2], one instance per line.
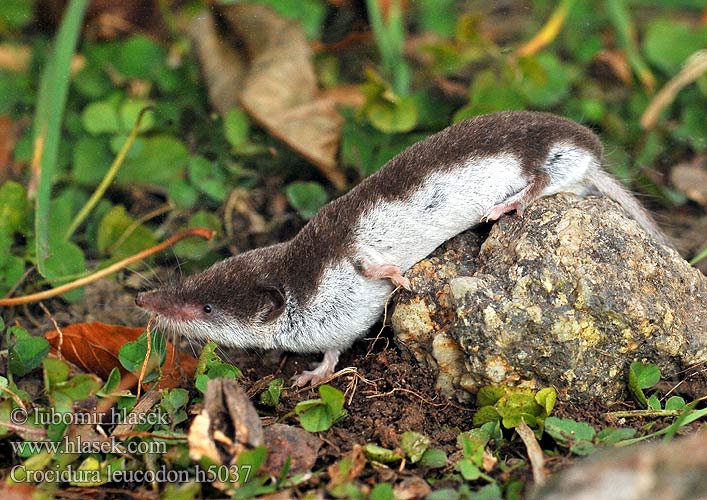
[11, 435, 167, 456]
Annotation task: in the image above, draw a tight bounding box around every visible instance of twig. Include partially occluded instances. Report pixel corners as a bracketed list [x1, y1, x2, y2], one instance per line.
[516, 0, 576, 57]
[0, 227, 214, 306]
[106, 203, 172, 256]
[606, 409, 683, 418]
[516, 420, 547, 486]
[0, 384, 26, 410]
[0, 420, 47, 439]
[136, 318, 155, 401]
[641, 50, 707, 129]
[366, 285, 400, 357]
[39, 302, 63, 359]
[605, 0, 655, 91]
[64, 106, 154, 240]
[3, 265, 35, 299]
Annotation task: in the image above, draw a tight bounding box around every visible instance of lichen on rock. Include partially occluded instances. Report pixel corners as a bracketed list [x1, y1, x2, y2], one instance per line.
[392, 194, 707, 403]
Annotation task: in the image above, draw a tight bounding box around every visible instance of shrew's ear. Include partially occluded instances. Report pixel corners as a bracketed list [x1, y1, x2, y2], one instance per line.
[259, 284, 286, 323]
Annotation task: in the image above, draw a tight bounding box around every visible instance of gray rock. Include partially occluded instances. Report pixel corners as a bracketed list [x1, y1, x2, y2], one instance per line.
[532, 431, 707, 500]
[392, 194, 707, 403]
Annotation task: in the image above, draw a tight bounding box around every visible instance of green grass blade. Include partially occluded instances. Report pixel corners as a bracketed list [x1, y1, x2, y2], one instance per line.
[33, 0, 88, 277]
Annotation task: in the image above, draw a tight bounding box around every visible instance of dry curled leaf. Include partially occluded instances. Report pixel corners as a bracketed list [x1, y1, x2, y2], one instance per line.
[44, 322, 197, 389]
[0, 115, 29, 183]
[188, 409, 222, 463]
[190, 4, 362, 189]
[263, 424, 322, 475]
[671, 161, 707, 206]
[327, 444, 366, 491]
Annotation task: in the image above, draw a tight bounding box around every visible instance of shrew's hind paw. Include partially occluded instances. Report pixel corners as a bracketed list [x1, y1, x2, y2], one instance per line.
[291, 349, 341, 387]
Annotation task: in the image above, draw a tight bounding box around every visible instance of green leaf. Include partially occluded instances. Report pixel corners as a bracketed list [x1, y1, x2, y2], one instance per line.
[286, 181, 328, 219]
[340, 113, 379, 175]
[414, 0, 457, 37]
[119, 331, 167, 381]
[259, 378, 283, 407]
[319, 384, 345, 417]
[117, 135, 189, 185]
[363, 443, 403, 463]
[116, 35, 166, 79]
[457, 458, 481, 480]
[81, 100, 121, 135]
[647, 394, 662, 410]
[43, 356, 71, 389]
[42, 240, 87, 302]
[0, 0, 34, 28]
[224, 108, 250, 149]
[73, 65, 112, 99]
[71, 136, 112, 185]
[519, 52, 573, 107]
[471, 483, 503, 500]
[535, 387, 557, 415]
[366, 95, 418, 133]
[55, 374, 102, 400]
[595, 427, 636, 445]
[674, 106, 707, 151]
[665, 396, 687, 411]
[9, 328, 50, 377]
[33, 0, 89, 280]
[400, 431, 430, 463]
[455, 70, 524, 120]
[48, 187, 88, 244]
[0, 236, 25, 297]
[120, 99, 154, 132]
[252, 0, 326, 39]
[298, 403, 331, 432]
[495, 391, 544, 428]
[97, 205, 158, 259]
[473, 405, 501, 427]
[427, 489, 460, 500]
[458, 429, 490, 457]
[476, 385, 506, 406]
[165, 388, 189, 411]
[0, 181, 29, 236]
[70, 456, 109, 486]
[235, 446, 268, 483]
[98, 368, 122, 397]
[295, 385, 346, 432]
[643, 19, 707, 74]
[370, 483, 394, 500]
[168, 179, 199, 209]
[173, 210, 221, 260]
[188, 155, 229, 202]
[544, 416, 596, 456]
[418, 448, 448, 468]
[628, 361, 660, 407]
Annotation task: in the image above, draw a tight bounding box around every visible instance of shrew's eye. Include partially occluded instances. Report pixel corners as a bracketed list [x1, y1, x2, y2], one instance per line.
[203, 304, 212, 314]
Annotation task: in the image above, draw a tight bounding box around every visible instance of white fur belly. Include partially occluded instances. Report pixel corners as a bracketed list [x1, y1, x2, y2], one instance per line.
[355, 154, 526, 270]
[276, 261, 392, 353]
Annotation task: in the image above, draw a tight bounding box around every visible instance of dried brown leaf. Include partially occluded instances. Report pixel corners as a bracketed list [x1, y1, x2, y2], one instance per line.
[189, 5, 361, 189]
[263, 423, 322, 475]
[188, 409, 222, 463]
[44, 322, 197, 389]
[671, 161, 707, 206]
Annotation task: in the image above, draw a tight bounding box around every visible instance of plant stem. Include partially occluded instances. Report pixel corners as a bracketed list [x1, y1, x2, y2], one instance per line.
[516, 0, 577, 57]
[33, 0, 89, 277]
[605, 0, 656, 92]
[366, 0, 410, 95]
[64, 106, 153, 240]
[0, 228, 214, 306]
